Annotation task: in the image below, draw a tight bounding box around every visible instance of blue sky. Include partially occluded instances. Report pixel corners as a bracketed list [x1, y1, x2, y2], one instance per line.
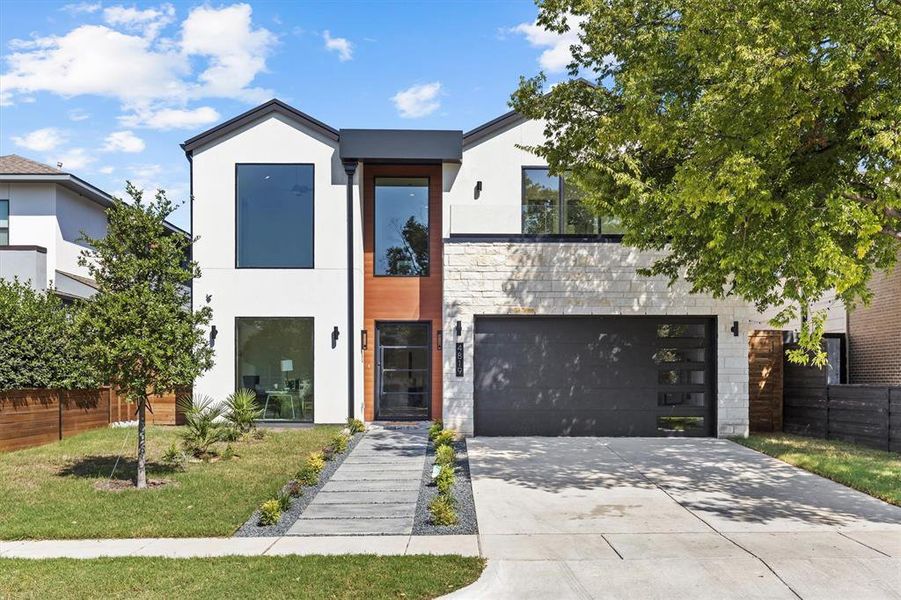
[0, 1, 579, 230]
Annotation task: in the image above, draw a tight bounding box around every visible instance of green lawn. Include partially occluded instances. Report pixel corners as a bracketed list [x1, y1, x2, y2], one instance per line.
[735, 433, 901, 506]
[0, 425, 338, 539]
[0, 555, 485, 600]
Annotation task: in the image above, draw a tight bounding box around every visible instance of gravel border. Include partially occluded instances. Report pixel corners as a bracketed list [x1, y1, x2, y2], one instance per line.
[233, 431, 363, 537]
[412, 438, 478, 535]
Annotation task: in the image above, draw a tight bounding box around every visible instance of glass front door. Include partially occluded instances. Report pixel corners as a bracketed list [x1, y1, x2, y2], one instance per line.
[376, 322, 431, 420]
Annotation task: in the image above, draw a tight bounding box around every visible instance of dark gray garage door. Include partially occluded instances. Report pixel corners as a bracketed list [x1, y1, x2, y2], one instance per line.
[473, 316, 715, 437]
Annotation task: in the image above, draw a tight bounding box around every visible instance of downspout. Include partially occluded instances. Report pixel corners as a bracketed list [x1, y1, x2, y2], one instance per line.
[343, 161, 358, 420]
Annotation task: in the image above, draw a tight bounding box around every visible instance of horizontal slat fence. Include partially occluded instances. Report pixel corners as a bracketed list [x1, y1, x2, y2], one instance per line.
[0, 387, 186, 452]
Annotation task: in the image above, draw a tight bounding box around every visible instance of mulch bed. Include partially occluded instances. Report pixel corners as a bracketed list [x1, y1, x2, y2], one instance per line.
[94, 478, 175, 492]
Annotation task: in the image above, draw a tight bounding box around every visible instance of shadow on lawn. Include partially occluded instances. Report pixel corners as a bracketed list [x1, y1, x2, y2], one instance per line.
[58, 455, 180, 480]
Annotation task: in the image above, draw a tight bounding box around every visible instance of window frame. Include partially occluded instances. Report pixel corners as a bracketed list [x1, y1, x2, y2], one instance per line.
[234, 316, 315, 423]
[520, 166, 623, 239]
[234, 163, 315, 270]
[372, 175, 431, 278]
[0, 198, 9, 246]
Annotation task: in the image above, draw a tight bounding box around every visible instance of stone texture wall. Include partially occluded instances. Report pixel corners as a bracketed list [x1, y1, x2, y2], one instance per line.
[849, 263, 901, 385]
[442, 241, 754, 437]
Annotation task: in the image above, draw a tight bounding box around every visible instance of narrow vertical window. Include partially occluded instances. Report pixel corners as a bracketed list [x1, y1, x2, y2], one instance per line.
[236, 164, 314, 268]
[374, 177, 429, 276]
[0, 199, 8, 245]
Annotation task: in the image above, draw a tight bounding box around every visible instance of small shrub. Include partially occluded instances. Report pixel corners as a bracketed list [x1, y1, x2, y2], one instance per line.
[224, 388, 263, 437]
[307, 451, 326, 474]
[330, 432, 349, 454]
[428, 420, 444, 440]
[160, 442, 187, 471]
[433, 429, 455, 449]
[435, 444, 455, 467]
[258, 499, 281, 526]
[276, 489, 292, 511]
[436, 464, 456, 495]
[287, 480, 303, 498]
[221, 444, 236, 461]
[428, 494, 458, 526]
[296, 464, 319, 487]
[252, 428, 268, 441]
[177, 394, 226, 457]
[346, 417, 365, 434]
[322, 447, 335, 462]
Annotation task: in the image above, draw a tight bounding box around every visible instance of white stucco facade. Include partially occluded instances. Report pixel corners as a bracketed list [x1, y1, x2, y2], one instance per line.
[189, 114, 363, 424]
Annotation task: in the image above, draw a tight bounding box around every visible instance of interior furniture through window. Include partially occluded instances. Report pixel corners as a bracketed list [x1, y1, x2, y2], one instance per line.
[373, 177, 429, 276]
[236, 164, 314, 268]
[236, 317, 314, 422]
[522, 167, 624, 236]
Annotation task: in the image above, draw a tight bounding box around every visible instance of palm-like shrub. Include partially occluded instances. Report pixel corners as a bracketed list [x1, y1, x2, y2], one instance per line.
[177, 394, 225, 457]
[223, 388, 263, 436]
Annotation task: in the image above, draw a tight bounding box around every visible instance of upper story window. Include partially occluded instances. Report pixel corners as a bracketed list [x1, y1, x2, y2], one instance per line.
[0, 199, 8, 245]
[374, 177, 429, 276]
[236, 164, 314, 268]
[522, 167, 624, 236]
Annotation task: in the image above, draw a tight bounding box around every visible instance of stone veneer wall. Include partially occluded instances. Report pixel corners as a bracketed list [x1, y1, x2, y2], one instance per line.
[442, 242, 754, 437]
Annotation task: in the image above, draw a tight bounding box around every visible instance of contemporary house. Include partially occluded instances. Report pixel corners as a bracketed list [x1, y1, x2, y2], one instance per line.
[185, 99, 754, 437]
[0, 154, 186, 301]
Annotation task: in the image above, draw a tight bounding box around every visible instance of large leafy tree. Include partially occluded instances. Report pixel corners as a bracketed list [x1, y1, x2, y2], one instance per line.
[78, 184, 213, 488]
[512, 0, 900, 363]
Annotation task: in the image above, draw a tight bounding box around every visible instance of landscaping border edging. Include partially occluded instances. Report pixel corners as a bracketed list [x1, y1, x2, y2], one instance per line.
[412, 438, 478, 535]
[233, 431, 363, 537]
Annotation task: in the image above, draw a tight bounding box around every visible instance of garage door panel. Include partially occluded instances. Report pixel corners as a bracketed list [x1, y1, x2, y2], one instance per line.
[473, 316, 715, 437]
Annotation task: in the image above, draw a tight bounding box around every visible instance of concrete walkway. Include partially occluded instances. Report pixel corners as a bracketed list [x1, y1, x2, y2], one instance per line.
[0, 535, 479, 559]
[287, 426, 428, 536]
[445, 437, 901, 600]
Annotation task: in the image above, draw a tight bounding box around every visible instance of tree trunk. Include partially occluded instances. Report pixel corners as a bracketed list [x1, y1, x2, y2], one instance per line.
[136, 397, 147, 489]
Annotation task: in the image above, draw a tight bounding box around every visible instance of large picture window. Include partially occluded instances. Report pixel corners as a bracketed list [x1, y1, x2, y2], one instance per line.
[236, 164, 314, 268]
[374, 177, 429, 276]
[0, 199, 8, 245]
[522, 167, 623, 236]
[236, 317, 314, 422]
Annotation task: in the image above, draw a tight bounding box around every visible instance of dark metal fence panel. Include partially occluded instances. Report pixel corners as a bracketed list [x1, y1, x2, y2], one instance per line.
[825, 385, 891, 450]
[782, 355, 828, 438]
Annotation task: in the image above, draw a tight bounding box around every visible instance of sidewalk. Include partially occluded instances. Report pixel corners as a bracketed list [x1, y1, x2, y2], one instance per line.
[0, 534, 480, 559]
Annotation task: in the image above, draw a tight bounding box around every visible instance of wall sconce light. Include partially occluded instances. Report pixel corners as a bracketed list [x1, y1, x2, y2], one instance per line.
[730, 321, 740, 337]
[474, 181, 482, 199]
[361, 329, 368, 351]
[209, 325, 218, 348]
[437, 330, 443, 350]
[455, 320, 462, 338]
[332, 326, 340, 348]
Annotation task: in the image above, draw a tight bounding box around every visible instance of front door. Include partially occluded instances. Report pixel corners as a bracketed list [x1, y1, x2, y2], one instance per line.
[376, 322, 431, 420]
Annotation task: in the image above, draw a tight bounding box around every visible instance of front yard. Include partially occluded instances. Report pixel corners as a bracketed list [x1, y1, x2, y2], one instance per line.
[735, 433, 901, 506]
[0, 555, 485, 599]
[0, 425, 339, 539]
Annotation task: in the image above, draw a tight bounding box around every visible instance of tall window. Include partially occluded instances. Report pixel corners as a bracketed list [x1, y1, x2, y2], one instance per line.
[0, 199, 8, 245]
[522, 168, 623, 236]
[236, 317, 314, 422]
[236, 164, 314, 268]
[374, 177, 429, 276]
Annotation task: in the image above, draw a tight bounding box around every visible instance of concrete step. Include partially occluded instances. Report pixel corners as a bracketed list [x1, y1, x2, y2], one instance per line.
[301, 502, 416, 519]
[287, 517, 413, 536]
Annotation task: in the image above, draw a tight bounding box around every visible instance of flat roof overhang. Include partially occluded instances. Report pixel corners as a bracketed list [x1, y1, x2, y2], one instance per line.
[339, 129, 462, 164]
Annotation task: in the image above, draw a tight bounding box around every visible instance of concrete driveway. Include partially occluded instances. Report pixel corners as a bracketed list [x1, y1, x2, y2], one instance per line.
[446, 438, 901, 600]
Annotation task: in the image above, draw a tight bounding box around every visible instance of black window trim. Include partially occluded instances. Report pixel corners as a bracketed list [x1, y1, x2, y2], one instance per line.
[521, 165, 622, 239]
[372, 175, 431, 278]
[234, 162, 315, 270]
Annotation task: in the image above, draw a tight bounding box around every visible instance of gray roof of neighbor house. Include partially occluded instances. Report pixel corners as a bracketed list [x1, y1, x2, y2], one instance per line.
[0, 154, 188, 236]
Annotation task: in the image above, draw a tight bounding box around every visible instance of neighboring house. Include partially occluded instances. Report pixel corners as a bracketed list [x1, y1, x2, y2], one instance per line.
[848, 260, 901, 385]
[186, 99, 754, 437]
[0, 154, 187, 301]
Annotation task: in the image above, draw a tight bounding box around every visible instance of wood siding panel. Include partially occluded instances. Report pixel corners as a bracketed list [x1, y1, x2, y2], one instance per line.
[748, 330, 783, 432]
[362, 164, 443, 421]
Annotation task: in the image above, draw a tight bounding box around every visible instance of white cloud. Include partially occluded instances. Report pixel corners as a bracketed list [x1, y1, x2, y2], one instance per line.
[52, 147, 94, 171]
[512, 15, 585, 73]
[323, 30, 352, 61]
[1, 3, 275, 120]
[119, 105, 220, 130]
[103, 130, 145, 153]
[391, 82, 441, 118]
[99, 165, 115, 174]
[61, 2, 101, 15]
[11, 127, 67, 151]
[103, 3, 175, 40]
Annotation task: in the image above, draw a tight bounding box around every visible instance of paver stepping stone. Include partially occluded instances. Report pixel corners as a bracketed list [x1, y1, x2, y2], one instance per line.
[288, 517, 414, 536]
[314, 491, 420, 504]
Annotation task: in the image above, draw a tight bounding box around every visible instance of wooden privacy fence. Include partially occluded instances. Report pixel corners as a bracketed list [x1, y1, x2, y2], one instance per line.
[782, 359, 900, 451]
[748, 330, 784, 433]
[0, 387, 185, 452]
